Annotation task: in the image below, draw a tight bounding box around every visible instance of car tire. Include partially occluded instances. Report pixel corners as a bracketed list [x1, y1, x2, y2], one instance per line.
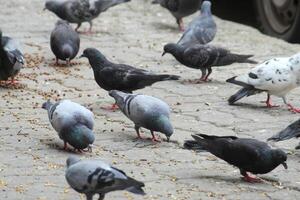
[253, 0, 300, 43]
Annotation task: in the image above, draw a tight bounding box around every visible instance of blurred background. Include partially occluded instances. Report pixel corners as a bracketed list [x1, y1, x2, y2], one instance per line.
[212, 0, 300, 43]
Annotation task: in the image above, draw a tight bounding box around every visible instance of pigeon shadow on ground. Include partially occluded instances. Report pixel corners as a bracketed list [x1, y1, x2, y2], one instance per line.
[180, 78, 226, 85]
[227, 102, 290, 113]
[40, 138, 81, 154]
[151, 21, 179, 32]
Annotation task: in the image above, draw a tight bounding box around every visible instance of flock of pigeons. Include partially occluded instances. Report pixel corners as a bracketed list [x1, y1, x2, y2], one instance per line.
[1, 0, 300, 199]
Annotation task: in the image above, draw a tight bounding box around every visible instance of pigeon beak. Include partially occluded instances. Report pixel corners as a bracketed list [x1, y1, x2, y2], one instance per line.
[162, 51, 166, 57]
[43, 7, 47, 11]
[79, 54, 84, 58]
[282, 162, 288, 169]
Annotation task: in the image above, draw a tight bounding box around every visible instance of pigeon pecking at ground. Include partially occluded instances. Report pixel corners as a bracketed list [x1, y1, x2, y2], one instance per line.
[163, 43, 256, 83]
[109, 90, 174, 142]
[177, 1, 216, 47]
[50, 20, 80, 65]
[268, 119, 300, 149]
[42, 99, 95, 152]
[227, 53, 300, 113]
[152, 0, 202, 31]
[65, 156, 145, 200]
[184, 134, 288, 183]
[0, 30, 24, 85]
[44, 0, 131, 33]
[80, 48, 180, 109]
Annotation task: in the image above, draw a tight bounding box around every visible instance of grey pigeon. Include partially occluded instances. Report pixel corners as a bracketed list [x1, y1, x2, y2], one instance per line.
[50, 20, 80, 65]
[177, 1, 216, 47]
[42, 99, 95, 152]
[109, 90, 174, 142]
[44, 0, 131, 33]
[268, 119, 300, 149]
[184, 134, 288, 182]
[163, 43, 257, 82]
[0, 30, 24, 84]
[227, 53, 300, 113]
[80, 48, 180, 100]
[65, 156, 145, 200]
[152, 0, 202, 31]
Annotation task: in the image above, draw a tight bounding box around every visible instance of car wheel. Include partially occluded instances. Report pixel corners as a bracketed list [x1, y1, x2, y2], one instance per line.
[254, 0, 300, 43]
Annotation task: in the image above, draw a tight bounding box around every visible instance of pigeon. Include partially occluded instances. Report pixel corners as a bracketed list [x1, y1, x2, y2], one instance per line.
[50, 20, 80, 65]
[109, 90, 174, 142]
[268, 119, 300, 149]
[227, 53, 300, 113]
[65, 156, 145, 200]
[44, 0, 131, 33]
[184, 134, 288, 182]
[163, 43, 256, 82]
[80, 48, 180, 108]
[152, 0, 202, 31]
[177, 1, 216, 47]
[0, 30, 24, 84]
[42, 99, 95, 152]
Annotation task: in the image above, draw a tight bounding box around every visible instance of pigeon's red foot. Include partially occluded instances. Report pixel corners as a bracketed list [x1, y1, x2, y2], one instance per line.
[101, 104, 119, 111]
[151, 133, 161, 143]
[266, 102, 279, 108]
[287, 104, 300, 113]
[242, 173, 262, 183]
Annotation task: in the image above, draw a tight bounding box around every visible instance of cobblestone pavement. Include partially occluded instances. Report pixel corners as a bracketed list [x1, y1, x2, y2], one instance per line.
[1, 0, 300, 199]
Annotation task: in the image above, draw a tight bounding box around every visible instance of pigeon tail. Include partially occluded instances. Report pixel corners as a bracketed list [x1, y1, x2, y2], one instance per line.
[227, 87, 261, 105]
[268, 119, 300, 142]
[62, 44, 74, 60]
[183, 140, 206, 151]
[217, 54, 257, 66]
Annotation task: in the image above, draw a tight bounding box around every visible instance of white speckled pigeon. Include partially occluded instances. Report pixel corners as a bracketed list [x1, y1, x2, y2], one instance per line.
[163, 43, 256, 82]
[152, 0, 202, 31]
[184, 134, 287, 183]
[65, 156, 145, 200]
[50, 20, 80, 65]
[0, 30, 24, 84]
[177, 1, 216, 47]
[42, 99, 95, 152]
[227, 53, 300, 113]
[44, 0, 131, 33]
[109, 90, 174, 142]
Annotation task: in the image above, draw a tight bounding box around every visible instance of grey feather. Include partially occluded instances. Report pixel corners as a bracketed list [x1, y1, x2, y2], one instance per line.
[50, 20, 80, 63]
[42, 99, 95, 151]
[177, 1, 216, 47]
[109, 90, 174, 141]
[45, 0, 131, 32]
[65, 156, 145, 200]
[0, 30, 24, 81]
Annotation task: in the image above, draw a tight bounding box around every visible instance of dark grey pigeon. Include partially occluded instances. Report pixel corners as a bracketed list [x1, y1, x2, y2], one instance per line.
[184, 134, 288, 182]
[0, 30, 24, 84]
[177, 1, 216, 47]
[45, 0, 131, 33]
[268, 119, 300, 149]
[42, 99, 95, 152]
[152, 0, 202, 31]
[163, 43, 257, 82]
[50, 20, 80, 65]
[80, 48, 180, 93]
[65, 156, 145, 200]
[109, 90, 174, 142]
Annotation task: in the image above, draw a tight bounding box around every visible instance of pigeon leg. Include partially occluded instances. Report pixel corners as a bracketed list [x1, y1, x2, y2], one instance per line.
[55, 58, 59, 66]
[282, 96, 300, 113]
[88, 21, 93, 33]
[75, 23, 82, 32]
[86, 194, 93, 200]
[151, 131, 161, 142]
[176, 18, 184, 31]
[135, 125, 143, 139]
[203, 68, 212, 82]
[63, 141, 68, 150]
[265, 94, 279, 108]
[98, 193, 105, 200]
[66, 58, 70, 66]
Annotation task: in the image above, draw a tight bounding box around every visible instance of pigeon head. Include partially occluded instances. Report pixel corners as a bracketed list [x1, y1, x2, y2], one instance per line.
[109, 90, 127, 109]
[162, 43, 181, 56]
[271, 149, 288, 169]
[42, 100, 53, 110]
[201, 1, 212, 15]
[80, 48, 109, 68]
[44, 0, 60, 11]
[66, 156, 81, 168]
[155, 115, 174, 142]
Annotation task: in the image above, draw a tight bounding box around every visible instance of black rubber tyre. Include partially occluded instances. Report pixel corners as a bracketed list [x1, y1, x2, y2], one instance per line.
[253, 0, 300, 43]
